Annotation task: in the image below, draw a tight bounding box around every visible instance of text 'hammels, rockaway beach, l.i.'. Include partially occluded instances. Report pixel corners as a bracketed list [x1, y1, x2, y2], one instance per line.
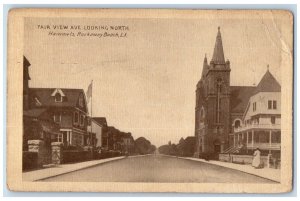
[37, 24, 129, 38]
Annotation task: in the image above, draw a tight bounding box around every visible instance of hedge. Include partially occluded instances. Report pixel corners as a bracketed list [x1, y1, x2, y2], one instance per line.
[23, 151, 38, 171]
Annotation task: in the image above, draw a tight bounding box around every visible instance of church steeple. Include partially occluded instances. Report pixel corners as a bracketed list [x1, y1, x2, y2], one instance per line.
[211, 27, 225, 65]
[201, 54, 209, 79]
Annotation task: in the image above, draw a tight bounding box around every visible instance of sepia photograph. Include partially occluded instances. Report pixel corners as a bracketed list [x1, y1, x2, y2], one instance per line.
[6, 8, 293, 193]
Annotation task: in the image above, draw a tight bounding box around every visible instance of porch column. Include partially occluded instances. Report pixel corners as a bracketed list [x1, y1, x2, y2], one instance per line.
[237, 134, 240, 146]
[67, 131, 69, 145]
[70, 131, 72, 145]
[251, 130, 254, 149]
[246, 132, 249, 152]
[269, 130, 272, 153]
[233, 133, 236, 147]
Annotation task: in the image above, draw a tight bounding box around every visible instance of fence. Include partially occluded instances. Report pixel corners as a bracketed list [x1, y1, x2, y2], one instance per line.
[219, 153, 280, 168]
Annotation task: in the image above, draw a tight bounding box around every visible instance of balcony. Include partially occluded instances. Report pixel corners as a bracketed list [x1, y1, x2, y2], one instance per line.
[234, 124, 281, 133]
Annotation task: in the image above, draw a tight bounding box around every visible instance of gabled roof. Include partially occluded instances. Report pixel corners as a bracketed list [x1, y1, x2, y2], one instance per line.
[211, 27, 225, 64]
[92, 117, 107, 126]
[253, 69, 281, 95]
[230, 86, 256, 113]
[29, 88, 88, 112]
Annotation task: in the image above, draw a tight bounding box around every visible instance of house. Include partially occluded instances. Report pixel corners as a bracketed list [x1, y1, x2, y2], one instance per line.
[102, 126, 118, 150]
[102, 126, 135, 153]
[87, 117, 107, 147]
[23, 56, 61, 151]
[232, 69, 281, 157]
[27, 87, 89, 146]
[120, 132, 135, 154]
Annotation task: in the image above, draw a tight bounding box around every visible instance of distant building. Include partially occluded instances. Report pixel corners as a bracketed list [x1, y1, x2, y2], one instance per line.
[194, 27, 281, 158]
[87, 117, 107, 147]
[120, 132, 135, 154]
[232, 69, 281, 157]
[102, 126, 135, 153]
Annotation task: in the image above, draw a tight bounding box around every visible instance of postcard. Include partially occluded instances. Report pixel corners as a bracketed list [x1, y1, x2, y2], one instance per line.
[6, 8, 293, 193]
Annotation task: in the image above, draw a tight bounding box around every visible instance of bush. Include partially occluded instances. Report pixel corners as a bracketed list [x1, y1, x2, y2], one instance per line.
[63, 150, 92, 164]
[63, 145, 84, 151]
[93, 150, 123, 160]
[23, 151, 38, 171]
[199, 153, 218, 161]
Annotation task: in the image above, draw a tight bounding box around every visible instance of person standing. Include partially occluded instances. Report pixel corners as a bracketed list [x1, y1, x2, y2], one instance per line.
[252, 148, 261, 168]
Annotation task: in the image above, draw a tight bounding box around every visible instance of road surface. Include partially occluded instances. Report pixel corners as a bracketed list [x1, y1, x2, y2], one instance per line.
[41, 155, 275, 183]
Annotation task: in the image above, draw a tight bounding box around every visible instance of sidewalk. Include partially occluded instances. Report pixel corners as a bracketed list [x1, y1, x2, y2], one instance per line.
[179, 156, 281, 183]
[23, 156, 125, 182]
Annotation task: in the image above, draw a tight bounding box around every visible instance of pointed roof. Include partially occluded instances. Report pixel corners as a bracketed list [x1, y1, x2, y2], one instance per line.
[211, 27, 225, 64]
[253, 68, 281, 95]
[230, 86, 256, 113]
[23, 56, 31, 68]
[23, 56, 31, 80]
[201, 54, 209, 79]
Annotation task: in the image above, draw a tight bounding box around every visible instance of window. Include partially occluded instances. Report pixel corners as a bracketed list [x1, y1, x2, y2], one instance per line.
[80, 115, 84, 126]
[55, 133, 63, 143]
[271, 116, 276, 124]
[54, 112, 61, 123]
[234, 120, 241, 128]
[268, 100, 272, 109]
[273, 100, 277, 109]
[55, 93, 62, 102]
[253, 102, 256, 112]
[74, 112, 79, 124]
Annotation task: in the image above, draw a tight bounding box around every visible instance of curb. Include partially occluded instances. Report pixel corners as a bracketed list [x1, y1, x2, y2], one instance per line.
[179, 156, 280, 183]
[30, 156, 126, 182]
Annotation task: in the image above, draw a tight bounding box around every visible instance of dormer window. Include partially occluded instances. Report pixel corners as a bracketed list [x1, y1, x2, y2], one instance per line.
[55, 93, 62, 102]
[51, 88, 65, 103]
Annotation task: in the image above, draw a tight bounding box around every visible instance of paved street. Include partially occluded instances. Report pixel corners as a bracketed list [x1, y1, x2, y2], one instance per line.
[41, 155, 276, 183]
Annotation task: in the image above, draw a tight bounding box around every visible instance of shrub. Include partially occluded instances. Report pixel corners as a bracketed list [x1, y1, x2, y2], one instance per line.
[62, 150, 92, 164]
[23, 151, 38, 171]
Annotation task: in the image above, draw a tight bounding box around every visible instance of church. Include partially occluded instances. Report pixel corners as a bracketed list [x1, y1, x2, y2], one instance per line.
[194, 27, 281, 158]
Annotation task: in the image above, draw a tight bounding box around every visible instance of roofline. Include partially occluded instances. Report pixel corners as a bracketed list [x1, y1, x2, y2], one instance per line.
[90, 118, 104, 127]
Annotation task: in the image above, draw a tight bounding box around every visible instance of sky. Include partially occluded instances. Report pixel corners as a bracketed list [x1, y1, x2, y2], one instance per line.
[24, 11, 292, 147]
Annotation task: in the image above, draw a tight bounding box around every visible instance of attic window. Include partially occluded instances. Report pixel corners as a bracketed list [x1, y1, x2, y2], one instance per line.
[51, 89, 65, 102]
[55, 93, 62, 102]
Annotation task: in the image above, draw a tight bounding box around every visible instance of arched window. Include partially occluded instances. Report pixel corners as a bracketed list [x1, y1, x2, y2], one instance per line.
[234, 119, 241, 128]
[55, 93, 62, 102]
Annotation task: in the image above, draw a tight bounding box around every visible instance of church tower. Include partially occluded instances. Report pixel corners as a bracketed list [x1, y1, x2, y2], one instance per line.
[195, 27, 231, 157]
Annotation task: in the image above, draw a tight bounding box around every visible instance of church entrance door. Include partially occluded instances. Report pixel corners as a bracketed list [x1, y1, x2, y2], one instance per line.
[214, 144, 221, 153]
[213, 139, 221, 153]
